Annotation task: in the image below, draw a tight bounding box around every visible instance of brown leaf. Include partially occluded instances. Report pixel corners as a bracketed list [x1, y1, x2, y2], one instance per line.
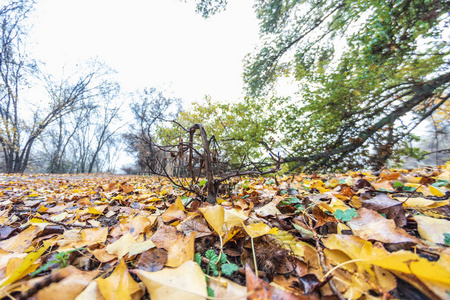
[362, 194, 407, 227]
[245, 264, 316, 300]
[0, 225, 42, 252]
[34, 267, 100, 300]
[347, 208, 420, 244]
[136, 248, 168, 272]
[150, 225, 183, 249]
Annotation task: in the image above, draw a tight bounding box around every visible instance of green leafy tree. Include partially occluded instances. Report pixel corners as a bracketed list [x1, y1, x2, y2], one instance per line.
[155, 96, 279, 167]
[188, 0, 450, 171]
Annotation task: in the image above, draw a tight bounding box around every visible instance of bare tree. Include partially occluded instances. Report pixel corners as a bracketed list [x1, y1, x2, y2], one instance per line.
[87, 93, 123, 173]
[41, 100, 95, 173]
[39, 75, 122, 174]
[124, 87, 181, 173]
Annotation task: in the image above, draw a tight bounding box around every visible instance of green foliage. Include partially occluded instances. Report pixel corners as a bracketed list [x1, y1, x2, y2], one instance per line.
[393, 181, 404, 188]
[402, 186, 417, 192]
[196, 249, 239, 277]
[189, 0, 450, 172]
[335, 209, 358, 222]
[280, 197, 299, 206]
[444, 233, 450, 246]
[207, 286, 215, 298]
[221, 263, 239, 276]
[155, 96, 278, 166]
[433, 180, 449, 188]
[194, 0, 227, 18]
[194, 252, 202, 265]
[30, 248, 84, 277]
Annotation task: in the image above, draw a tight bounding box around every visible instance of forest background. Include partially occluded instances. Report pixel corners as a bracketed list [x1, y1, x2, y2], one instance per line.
[0, 0, 449, 175]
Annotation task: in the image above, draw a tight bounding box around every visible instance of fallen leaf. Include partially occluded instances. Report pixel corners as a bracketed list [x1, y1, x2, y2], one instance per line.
[0, 240, 51, 287]
[245, 264, 315, 299]
[136, 248, 168, 272]
[106, 233, 136, 260]
[347, 208, 419, 244]
[242, 222, 278, 238]
[414, 215, 450, 244]
[199, 205, 225, 235]
[161, 204, 187, 223]
[135, 261, 207, 300]
[96, 259, 143, 300]
[35, 267, 100, 300]
[208, 277, 246, 300]
[0, 225, 42, 253]
[151, 225, 183, 249]
[128, 239, 156, 256]
[166, 232, 196, 267]
[362, 194, 407, 227]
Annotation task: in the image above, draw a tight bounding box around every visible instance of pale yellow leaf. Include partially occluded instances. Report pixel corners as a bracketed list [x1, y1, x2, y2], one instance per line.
[128, 240, 155, 257]
[135, 261, 207, 300]
[224, 208, 247, 229]
[106, 233, 136, 260]
[414, 215, 450, 244]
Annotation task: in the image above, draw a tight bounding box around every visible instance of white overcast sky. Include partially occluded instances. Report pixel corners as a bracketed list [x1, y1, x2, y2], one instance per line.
[27, 0, 260, 104]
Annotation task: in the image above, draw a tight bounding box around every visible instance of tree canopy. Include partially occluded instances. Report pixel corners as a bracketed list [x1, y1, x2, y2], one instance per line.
[187, 0, 450, 171]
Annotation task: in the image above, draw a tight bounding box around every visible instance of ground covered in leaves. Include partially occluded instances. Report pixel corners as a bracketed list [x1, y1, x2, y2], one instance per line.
[0, 164, 449, 300]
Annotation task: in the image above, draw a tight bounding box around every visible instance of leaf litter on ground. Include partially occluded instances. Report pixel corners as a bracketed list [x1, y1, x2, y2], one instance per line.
[0, 163, 449, 299]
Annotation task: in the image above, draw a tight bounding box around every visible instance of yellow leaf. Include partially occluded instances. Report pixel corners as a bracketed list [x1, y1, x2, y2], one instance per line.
[27, 192, 38, 197]
[207, 277, 246, 299]
[88, 207, 103, 215]
[37, 205, 48, 212]
[112, 195, 123, 201]
[224, 208, 247, 229]
[96, 259, 142, 300]
[199, 205, 225, 235]
[399, 197, 449, 209]
[161, 204, 187, 223]
[429, 185, 446, 197]
[242, 222, 278, 238]
[106, 233, 136, 260]
[361, 242, 450, 285]
[166, 232, 196, 267]
[175, 197, 186, 212]
[135, 261, 207, 300]
[216, 198, 226, 204]
[414, 215, 450, 244]
[128, 240, 155, 256]
[81, 227, 108, 243]
[0, 241, 51, 287]
[50, 212, 68, 222]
